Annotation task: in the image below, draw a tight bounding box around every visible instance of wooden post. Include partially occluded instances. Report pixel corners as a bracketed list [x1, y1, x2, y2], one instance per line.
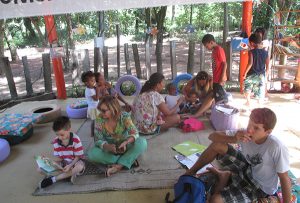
[132, 43, 142, 79]
[42, 53, 52, 93]
[278, 55, 287, 78]
[145, 39, 151, 79]
[102, 46, 109, 80]
[94, 47, 100, 73]
[22, 56, 34, 96]
[116, 24, 121, 78]
[200, 43, 205, 71]
[124, 43, 131, 75]
[82, 49, 90, 72]
[170, 40, 177, 79]
[1, 57, 18, 99]
[225, 41, 233, 81]
[187, 40, 195, 74]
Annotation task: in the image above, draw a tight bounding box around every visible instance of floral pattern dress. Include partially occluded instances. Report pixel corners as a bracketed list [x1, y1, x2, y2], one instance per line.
[94, 112, 139, 148]
[132, 91, 165, 134]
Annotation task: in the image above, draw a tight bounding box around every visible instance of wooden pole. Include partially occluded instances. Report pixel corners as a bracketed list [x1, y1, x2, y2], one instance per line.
[42, 53, 53, 93]
[94, 47, 100, 73]
[170, 40, 176, 79]
[22, 56, 33, 96]
[132, 43, 142, 79]
[145, 39, 151, 79]
[102, 46, 109, 80]
[116, 24, 121, 78]
[187, 40, 195, 74]
[82, 49, 90, 72]
[124, 43, 131, 75]
[225, 41, 233, 81]
[1, 57, 18, 99]
[200, 43, 205, 71]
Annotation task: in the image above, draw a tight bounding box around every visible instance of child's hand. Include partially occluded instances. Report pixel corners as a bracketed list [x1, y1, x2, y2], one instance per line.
[63, 164, 73, 172]
[235, 130, 251, 143]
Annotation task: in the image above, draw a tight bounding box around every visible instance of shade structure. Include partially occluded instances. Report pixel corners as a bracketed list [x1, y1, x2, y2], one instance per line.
[0, 0, 248, 20]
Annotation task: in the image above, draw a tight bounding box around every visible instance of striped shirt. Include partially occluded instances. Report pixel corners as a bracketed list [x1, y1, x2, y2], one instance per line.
[53, 132, 84, 164]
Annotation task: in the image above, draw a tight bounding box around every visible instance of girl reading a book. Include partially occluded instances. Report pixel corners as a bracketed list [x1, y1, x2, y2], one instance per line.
[88, 96, 147, 176]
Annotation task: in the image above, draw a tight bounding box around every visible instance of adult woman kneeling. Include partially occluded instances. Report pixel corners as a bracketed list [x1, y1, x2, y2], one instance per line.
[132, 72, 184, 135]
[183, 71, 214, 117]
[88, 96, 147, 177]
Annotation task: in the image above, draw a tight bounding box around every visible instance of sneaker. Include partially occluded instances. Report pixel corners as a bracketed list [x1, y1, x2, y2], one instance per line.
[39, 176, 54, 189]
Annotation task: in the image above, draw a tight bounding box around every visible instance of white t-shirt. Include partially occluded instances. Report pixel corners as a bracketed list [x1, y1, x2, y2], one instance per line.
[165, 95, 180, 113]
[85, 87, 98, 109]
[226, 130, 290, 195]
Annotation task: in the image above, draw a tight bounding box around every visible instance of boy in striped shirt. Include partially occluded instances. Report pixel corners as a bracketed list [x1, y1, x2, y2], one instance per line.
[39, 116, 85, 189]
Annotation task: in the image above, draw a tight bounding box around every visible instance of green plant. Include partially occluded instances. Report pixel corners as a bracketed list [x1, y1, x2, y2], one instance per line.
[67, 84, 85, 98]
[120, 81, 137, 96]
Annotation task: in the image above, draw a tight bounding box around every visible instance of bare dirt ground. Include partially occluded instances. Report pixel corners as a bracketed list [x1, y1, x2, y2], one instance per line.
[1, 35, 297, 102]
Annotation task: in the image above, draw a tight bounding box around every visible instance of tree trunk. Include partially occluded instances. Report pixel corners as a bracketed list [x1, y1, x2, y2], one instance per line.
[30, 17, 47, 47]
[4, 31, 18, 62]
[145, 8, 152, 44]
[98, 11, 105, 37]
[265, 0, 275, 36]
[0, 19, 4, 75]
[189, 5, 193, 24]
[223, 3, 229, 47]
[24, 17, 36, 39]
[154, 6, 167, 74]
[171, 6, 175, 24]
[66, 14, 77, 69]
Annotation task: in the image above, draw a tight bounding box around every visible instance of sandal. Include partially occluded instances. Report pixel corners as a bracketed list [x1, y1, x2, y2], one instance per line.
[132, 160, 139, 168]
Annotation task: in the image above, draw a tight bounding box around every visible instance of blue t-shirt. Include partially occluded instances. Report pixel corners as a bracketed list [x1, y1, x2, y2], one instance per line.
[247, 48, 268, 76]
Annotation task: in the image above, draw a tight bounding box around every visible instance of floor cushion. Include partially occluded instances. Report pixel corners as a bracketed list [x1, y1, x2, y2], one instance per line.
[0, 113, 42, 145]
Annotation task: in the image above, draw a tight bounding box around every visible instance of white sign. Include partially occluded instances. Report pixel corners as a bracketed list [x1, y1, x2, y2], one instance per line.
[0, 0, 246, 20]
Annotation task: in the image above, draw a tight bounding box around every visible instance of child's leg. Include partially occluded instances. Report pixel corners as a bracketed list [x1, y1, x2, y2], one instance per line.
[244, 76, 253, 106]
[70, 160, 85, 183]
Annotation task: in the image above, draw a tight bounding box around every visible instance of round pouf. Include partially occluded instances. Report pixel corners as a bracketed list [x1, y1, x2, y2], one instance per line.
[114, 75, 142, 97]
[0, 138, 10, 162]
[172, 73, 193, 92]
[66, 105, 88, 119]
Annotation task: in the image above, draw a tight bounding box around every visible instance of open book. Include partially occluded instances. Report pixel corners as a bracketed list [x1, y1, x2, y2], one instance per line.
[35, 155, 63, 174]
[172, 141, 207, 156]
[175, 152, 213, 175]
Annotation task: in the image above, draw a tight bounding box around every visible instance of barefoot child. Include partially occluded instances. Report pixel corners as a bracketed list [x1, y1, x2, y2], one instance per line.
[82, 71, 100, 120]
[38, 116, 85, 188]
[186, 108, 291, 203]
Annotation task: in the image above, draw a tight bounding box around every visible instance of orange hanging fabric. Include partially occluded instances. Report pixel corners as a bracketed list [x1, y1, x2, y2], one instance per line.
[239, 1, 253, 93]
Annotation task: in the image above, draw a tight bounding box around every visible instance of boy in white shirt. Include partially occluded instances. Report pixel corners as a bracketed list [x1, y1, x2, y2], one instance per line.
[186, 108, 291, 203]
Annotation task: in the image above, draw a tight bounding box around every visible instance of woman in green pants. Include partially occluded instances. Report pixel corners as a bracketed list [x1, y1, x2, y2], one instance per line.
[88, 95, 147, 176]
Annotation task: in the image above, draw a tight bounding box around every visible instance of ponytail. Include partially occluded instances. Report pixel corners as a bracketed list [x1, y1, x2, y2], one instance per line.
[140, 72, 165, 94]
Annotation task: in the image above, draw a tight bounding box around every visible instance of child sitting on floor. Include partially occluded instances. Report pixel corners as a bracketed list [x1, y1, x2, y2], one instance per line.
[94, 72, 131, 112]
[38, 116, 85, 189]
[181, 90, 201, 114]
[165, 83, 183, 113]
[186, 108, 291, 202]
[82, 71, 100, 120]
